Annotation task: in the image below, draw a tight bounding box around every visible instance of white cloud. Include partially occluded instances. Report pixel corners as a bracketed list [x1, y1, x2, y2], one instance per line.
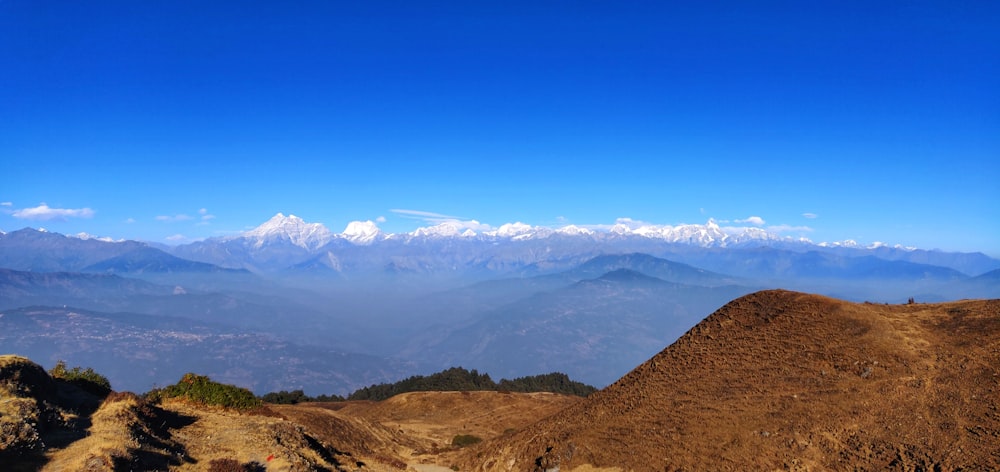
[375, 216, 387, 223]
[802, 212, 818, 219]
[195, 208, 217, 222]
[614, 217, 656, 229]
[735, 216, 766, 226]
[125, 218, 136, 224]
[156, 214, 193, 222]
[1, 202, 12, 207]
[165, 234, 187, 242]
[12, 203, 95, 221]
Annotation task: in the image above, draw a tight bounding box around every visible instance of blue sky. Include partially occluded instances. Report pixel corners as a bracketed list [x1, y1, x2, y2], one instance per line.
[2, 1, 998, 255]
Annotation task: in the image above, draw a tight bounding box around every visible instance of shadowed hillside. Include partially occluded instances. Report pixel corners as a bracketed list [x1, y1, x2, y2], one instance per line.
[461, 290, 1000, 471]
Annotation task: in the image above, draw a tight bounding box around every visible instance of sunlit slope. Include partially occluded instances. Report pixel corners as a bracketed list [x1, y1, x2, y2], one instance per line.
[464, 290, 1000, 471]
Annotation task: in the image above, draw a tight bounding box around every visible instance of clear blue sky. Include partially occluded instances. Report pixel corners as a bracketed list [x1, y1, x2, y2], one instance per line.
[2, 1, 998, 255]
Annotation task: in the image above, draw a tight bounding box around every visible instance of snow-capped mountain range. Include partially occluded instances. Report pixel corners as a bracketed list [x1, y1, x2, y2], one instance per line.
[228, 213, 884, 250]
[6, 213, 996, 279]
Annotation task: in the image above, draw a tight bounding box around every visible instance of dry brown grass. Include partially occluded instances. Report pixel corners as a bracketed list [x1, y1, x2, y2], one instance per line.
[460, 290, 1000, 471]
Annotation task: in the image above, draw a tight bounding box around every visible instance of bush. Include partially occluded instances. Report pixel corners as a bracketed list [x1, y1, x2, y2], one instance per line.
[146, 373, 261, 411]
[451, 434, 482, 448]
[48, 360, 112, 397]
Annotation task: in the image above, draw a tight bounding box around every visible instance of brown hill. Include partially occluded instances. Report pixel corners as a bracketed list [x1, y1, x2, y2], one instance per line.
[458, 290, 1000, 471]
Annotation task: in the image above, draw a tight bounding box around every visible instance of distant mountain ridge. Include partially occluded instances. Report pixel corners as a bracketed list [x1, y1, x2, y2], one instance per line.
[161, 213, 1000, 277]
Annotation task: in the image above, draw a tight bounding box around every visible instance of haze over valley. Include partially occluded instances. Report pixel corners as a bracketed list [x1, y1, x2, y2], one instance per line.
[2, 213, 997, 395]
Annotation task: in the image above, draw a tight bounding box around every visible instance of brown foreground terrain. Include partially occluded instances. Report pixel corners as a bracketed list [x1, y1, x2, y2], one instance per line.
[457, 290, 1000, 471]
[0, 353, 579, 471]
[2, 289, 998, 471]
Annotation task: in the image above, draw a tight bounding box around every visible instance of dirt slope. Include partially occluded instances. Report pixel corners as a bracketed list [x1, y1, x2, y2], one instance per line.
[279, 391, 582, 469]
[460, 290, 1000, 471]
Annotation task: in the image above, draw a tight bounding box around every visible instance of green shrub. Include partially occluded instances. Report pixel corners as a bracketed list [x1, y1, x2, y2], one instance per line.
[451, 434, 482, 448]
[48, 360, 112, 397]
[146, 373, 261, 411]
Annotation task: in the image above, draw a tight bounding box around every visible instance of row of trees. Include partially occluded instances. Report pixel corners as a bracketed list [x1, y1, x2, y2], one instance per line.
[264, 367, 597, 404]
[46, 362, 596, 408]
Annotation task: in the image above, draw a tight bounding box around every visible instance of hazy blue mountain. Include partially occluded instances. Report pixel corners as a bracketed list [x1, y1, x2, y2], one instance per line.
[408, 269, 758, 387]
[0, 228, 147, 272]
[0, 269, 174, 309]
[82, 247, 250, 275]
[812, 245, 1000, 276]
[564, 253, 743, 286]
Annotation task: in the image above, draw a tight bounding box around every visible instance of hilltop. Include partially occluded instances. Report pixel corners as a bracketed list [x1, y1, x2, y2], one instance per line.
[459, 290, 1000, 471]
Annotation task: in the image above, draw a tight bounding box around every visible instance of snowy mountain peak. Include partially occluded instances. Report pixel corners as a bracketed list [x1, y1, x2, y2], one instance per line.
[72, 232, 121, 243]
[341, 220, 383, 245]
[410, 221, 478, 238]
[491, 222, 536, 238]
[556, 225, 594, 236]
[243, 213, 334, 250]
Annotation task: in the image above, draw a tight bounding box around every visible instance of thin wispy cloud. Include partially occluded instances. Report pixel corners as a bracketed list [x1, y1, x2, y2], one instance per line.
[198, 208, 216, 221]
[1, 202, 12, 207]
[375, 216, 386, 223]
[802, 212, 818, 219]
[390, 209, 492, 231]
[768, 224, 814, 233]
[12, 203, 95, 221]
[156, 214, 193, 222]
[165, 234, 187, 242]
[125, 218, 136, 224]
[735, 216, 766, 226]
[390, 209, 463, 221]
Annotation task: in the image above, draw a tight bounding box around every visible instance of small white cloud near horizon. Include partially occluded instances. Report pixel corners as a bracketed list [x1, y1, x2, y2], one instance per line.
[165, 234, 187, 242]
[156, 214, 193, 222]
[1, 202, 12, 207]
[735, 216, 766, 226]
[375, 216, 387, 223]
[802, 212, 818, 219]
[12, 203, 95, 221]
[198, 208, 216, 221]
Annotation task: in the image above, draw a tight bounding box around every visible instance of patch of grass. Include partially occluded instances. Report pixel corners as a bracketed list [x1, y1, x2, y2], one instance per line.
[146, 373, 261, 411]
[451, 434, 482, 448]
[208, 458, 264, 472]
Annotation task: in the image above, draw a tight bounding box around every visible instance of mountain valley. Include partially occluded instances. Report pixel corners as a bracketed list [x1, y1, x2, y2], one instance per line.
[2, 216, 998, 395]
